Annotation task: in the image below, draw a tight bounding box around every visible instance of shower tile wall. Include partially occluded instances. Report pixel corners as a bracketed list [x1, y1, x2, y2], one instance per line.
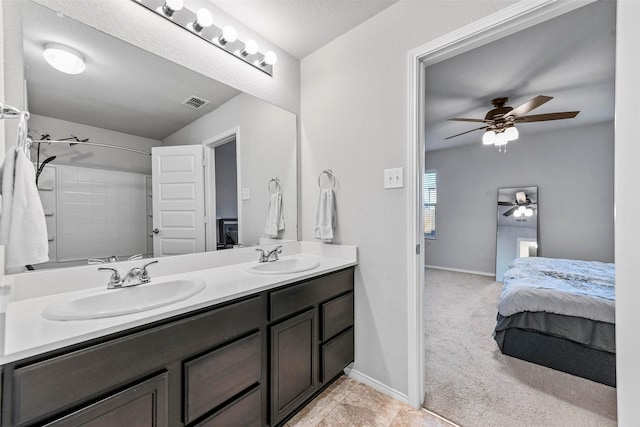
[57, 165, 148, 261]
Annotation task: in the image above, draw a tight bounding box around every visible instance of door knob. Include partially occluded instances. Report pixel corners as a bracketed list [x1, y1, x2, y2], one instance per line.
[152, 228, 160, 234]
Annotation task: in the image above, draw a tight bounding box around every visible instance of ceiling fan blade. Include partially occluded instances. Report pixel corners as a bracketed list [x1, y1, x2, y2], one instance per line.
[498, 201, 515, 206]
[503, 206, 518, 217]
[444, 126, 488, 140]
[515, 111, 580, 123]
[448, 118, 492, 123]
[504, 95, 553, 117]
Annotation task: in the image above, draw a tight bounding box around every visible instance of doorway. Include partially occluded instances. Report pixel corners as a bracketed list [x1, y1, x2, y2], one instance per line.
[203, 128, 241, 251]
[406, 0, 617, 423]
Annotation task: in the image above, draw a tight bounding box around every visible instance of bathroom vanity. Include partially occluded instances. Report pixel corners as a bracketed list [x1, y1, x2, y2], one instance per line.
[0, 245, 356, 427]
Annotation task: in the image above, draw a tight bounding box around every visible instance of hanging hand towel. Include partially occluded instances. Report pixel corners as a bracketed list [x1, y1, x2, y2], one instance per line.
[313, 188, 336, 242]
[264, 191, 285, 237]
[0, 148, 49, 267]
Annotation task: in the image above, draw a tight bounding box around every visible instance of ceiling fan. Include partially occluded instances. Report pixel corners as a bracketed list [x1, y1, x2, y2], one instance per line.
[499, 191, 537, 218]
[445, 95, 580, 148]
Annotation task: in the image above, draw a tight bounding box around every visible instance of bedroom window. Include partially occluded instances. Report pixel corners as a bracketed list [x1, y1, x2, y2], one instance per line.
[424, 170, 437, 239]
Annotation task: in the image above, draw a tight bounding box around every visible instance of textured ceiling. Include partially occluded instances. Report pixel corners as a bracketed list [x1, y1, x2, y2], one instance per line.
[424, 1, 616, 152]
[211, 0, 399, 59]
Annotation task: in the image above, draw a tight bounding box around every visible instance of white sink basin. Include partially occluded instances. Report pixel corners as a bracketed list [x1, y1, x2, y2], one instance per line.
[42, 278, 206, 321]
[247, 258, 320, 275]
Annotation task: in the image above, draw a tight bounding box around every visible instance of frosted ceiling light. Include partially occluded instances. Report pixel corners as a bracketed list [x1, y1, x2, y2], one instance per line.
[162, 0, 183, 17]
[241, 39, 259, 56]
[261, 51, 278, 66]
[43, 43, 86, 75]
[192, 8, 212, 32]
[482, 130, 496, 145]
[494, 132, 508, 146]
[218, 26, 237, 45]
[525, 208, 533, 217]
[504, 125, 519, 141]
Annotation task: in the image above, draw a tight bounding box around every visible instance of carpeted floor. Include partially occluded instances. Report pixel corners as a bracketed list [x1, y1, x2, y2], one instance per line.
[423, 268, 617, 427]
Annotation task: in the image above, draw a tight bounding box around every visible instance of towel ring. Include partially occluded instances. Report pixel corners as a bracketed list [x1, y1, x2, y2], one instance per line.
[318, 169, 335, 190]
[268, 178, 281, 194]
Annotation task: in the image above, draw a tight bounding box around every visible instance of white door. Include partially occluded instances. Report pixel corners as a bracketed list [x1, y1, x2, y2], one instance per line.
[151, 145, 205, 257]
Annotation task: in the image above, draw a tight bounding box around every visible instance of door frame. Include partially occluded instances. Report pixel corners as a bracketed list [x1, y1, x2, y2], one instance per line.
[202, 127, 241, 251]
[405, 0, 596, 408]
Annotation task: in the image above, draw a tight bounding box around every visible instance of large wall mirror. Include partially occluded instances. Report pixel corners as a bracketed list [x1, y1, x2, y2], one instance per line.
[495, 186, 538, 281]
[14, 1, 297, 272]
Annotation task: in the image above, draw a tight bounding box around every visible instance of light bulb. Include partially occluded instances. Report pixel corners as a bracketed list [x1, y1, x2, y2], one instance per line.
[514, 210, 522, 218]
[43, 43, 86, 75]
[162, 0, 183, 17]
[525, 208, 533, 217]
[482, 130, 496, 145]
[242, 39, 259, 56]
[494, 131, 508, 146]
[192, 9, 213, 32]
[218, 26, 237, 45]
[504, 125, 519, 141]
[261, 51, 278, 66]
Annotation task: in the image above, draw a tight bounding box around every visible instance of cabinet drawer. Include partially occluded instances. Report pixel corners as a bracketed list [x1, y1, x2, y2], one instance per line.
[184, 332, 262, 424]
[321, 328, 354, 383]
[269, 268, 354, 321]
[13, 297, 260, 426]
[321, 292, 354, 341]
[194, 386, 261, 427]
[44, 373, 168, 427]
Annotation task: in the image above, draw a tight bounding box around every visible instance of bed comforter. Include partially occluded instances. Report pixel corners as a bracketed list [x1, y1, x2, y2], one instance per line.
[497, 257, 615, 324]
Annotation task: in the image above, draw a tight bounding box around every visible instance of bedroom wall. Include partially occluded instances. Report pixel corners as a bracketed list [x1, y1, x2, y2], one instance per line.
[425, 121, 614, 275]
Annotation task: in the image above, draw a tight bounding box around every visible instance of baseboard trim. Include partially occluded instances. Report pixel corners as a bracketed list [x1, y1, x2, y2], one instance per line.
[344, 367, 409, 405]
[425, 265, 495, 277]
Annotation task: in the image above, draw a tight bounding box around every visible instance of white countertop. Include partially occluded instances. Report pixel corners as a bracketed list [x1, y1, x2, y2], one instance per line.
[1, 242, 357, 365]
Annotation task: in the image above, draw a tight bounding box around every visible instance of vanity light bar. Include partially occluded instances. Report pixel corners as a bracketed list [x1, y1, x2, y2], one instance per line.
[132, 0, 276, 76]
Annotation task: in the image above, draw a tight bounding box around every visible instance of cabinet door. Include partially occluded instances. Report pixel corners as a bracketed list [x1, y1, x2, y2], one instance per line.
[44, 373, 168, 427]
[270, 309, 317, 425]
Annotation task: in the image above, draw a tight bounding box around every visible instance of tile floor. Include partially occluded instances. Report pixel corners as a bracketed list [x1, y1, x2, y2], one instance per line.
[286, 376, 457, 427]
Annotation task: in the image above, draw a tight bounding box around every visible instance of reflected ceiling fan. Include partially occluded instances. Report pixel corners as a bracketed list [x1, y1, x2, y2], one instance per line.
[499, 191, 537, 218]
[445, 95, 579, 150]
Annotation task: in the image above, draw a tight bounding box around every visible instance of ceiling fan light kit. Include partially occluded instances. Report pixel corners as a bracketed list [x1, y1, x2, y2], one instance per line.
[447, 95, 580, 152]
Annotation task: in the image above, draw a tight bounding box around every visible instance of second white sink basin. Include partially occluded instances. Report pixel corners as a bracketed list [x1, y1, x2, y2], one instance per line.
[247, 258, 320, 275]
[42, 278, 206, 321]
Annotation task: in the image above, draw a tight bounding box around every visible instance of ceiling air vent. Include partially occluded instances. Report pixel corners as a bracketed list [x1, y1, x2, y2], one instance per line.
[181, 95, 210, 110]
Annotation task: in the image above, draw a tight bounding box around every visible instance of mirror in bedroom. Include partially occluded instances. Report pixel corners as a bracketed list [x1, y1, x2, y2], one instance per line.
[16, 1, 297, 272]
[495, 186, 538, 282]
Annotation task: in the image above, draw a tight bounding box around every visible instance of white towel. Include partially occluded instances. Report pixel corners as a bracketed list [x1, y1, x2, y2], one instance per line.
[264, 191, 284, 237]
[313, 189, 336, 242]
[0, 148, 49, 267]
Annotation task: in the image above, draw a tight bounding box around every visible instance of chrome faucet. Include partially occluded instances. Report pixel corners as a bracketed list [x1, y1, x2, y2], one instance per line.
[256, 245, 283, 263]
[99, 260, 159, 289]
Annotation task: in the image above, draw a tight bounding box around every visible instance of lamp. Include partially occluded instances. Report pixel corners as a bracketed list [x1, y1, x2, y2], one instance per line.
[482, 124, 519, 151]
[192, 8, 213, 33]
[261, 51, 278, 66]
[241, 39, 259, 57]
[217, 26, 237, 45]
[482, 130, 496, 145]
[133, 0, 276, 76]
[161, 0, 183, 17]
[43, 43, 86, 75]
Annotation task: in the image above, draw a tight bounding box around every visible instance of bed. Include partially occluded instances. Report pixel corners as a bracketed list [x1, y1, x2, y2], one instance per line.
[493, 257, 616, 386]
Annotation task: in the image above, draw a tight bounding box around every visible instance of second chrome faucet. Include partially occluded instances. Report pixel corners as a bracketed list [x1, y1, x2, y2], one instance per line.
[99, 260, 158, 289]
[256, 245, 283, 263]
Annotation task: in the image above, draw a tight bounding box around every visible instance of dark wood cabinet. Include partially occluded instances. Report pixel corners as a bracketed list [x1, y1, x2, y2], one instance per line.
[44, 373, 168, 427]
[270, 309, 318, 426]
[1, 267, 355, 427]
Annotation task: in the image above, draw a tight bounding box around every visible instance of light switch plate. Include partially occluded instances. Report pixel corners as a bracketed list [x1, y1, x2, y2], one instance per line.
[241, 187, 250, 200]
[384, 167, 404, 189]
